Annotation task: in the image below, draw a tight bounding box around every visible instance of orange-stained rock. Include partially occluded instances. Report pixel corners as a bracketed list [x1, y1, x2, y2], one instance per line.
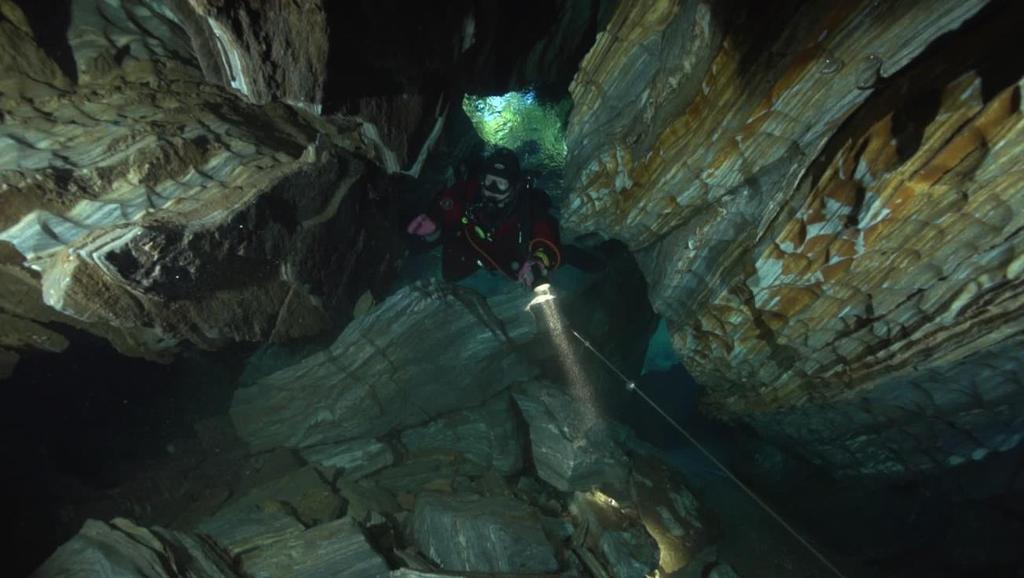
[565, 0, 1024, 476]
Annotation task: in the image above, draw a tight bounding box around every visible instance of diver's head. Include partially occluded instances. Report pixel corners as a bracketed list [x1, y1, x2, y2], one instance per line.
[480, 148, 521, 205]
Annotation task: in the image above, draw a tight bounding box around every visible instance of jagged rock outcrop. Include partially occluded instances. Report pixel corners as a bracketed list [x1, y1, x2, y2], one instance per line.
[0, 0, 628, 379]
[33, 518, 235, 578]
[0, 0, 401, 370]
[563, 0, 1024, 476]
[172, 0, 328, 108]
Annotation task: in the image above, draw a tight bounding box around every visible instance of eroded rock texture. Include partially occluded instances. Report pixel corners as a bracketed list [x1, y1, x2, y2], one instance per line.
[0, 0, 621, 377]
[0, 0, 399, 366]
[176, 0, 329, 108]
[564, 0, 1024, 476]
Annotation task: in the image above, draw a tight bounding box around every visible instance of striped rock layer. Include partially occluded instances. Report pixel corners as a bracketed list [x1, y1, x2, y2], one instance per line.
[563, 0, 1024, 476]
[0, 0, 401, 368]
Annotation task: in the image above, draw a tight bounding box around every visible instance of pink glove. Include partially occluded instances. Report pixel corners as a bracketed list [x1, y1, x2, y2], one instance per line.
[517, 259, 547, 289]
[407, 214, 437, 236]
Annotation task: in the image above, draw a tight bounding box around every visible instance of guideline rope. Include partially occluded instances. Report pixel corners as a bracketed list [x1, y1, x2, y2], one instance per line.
[570, 329, 850, 578]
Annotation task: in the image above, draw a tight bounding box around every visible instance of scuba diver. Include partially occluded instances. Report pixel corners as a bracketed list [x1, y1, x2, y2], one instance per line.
[406, 148, 561, 289]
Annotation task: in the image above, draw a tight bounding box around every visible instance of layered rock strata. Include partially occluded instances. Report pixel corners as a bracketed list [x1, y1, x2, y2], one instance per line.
[411, 493, 560, 574]
[172, 0, 329, 108]
[33, 517, 236, 578]
[563, 0, 1024, 476]
[0, 0, 400, 368]
[0, 0, 627, 377]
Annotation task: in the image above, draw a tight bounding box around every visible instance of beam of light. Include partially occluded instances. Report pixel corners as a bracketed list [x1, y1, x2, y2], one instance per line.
[525, 283, 555, 309]
[527, 286, 602, 433]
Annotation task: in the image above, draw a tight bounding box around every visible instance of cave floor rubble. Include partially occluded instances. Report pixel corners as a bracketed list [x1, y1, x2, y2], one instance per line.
[32, 380, 726, 578]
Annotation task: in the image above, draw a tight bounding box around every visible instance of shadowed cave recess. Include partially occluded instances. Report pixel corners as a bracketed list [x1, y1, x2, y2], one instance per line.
[2, 1, 1023, 577]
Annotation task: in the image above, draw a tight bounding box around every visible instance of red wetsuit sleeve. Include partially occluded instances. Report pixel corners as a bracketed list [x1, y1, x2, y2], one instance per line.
[528, 207, 561, 270]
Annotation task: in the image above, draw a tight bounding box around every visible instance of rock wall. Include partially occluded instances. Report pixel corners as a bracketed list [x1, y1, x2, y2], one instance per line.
[563, 0, 1024, 477]
[174, 0, 329, 108]
[0, 0, 403, 368]
[0, 0, 620, 377]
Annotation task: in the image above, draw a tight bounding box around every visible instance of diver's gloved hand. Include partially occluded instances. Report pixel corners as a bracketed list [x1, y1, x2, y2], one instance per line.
[517, 259, 547, 289]
[407, 214, 437, 236]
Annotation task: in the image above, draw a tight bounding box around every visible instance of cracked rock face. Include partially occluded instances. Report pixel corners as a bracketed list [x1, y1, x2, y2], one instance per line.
[177, 0, 329, 108]
[411, 493, 559, 574]
[0, 0, 400, 365]
[401, 393, 526, 476]
[564, 0, 1024, 476]
[0, 0, 620, 377]
[513, 380, 630, 492]
[33, 518, 236, 578]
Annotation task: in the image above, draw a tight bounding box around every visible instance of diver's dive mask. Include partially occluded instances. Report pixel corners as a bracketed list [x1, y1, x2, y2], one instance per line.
[483, 174, 512, 196]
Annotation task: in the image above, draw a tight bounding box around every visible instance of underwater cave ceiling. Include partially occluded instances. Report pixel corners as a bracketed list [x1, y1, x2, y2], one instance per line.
[2, 0, 1024, 483]
[563, 0, 1024, 477]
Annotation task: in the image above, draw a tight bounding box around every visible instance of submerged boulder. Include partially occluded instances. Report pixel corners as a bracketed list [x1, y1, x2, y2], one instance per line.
[410, 493, 559, 574]
[301, 437, 396, 481]
[630, 456, 706, 574]
[513, 381, 630, 492]
[197, 505, 305, 559]
[239, 517, 389, 578]
[568, 491, 659, 578]
[400, 393, 526, 476]
[199, 465, 343, 531]
[230, 282, 539, 451]
[33, 518, 235, 578]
